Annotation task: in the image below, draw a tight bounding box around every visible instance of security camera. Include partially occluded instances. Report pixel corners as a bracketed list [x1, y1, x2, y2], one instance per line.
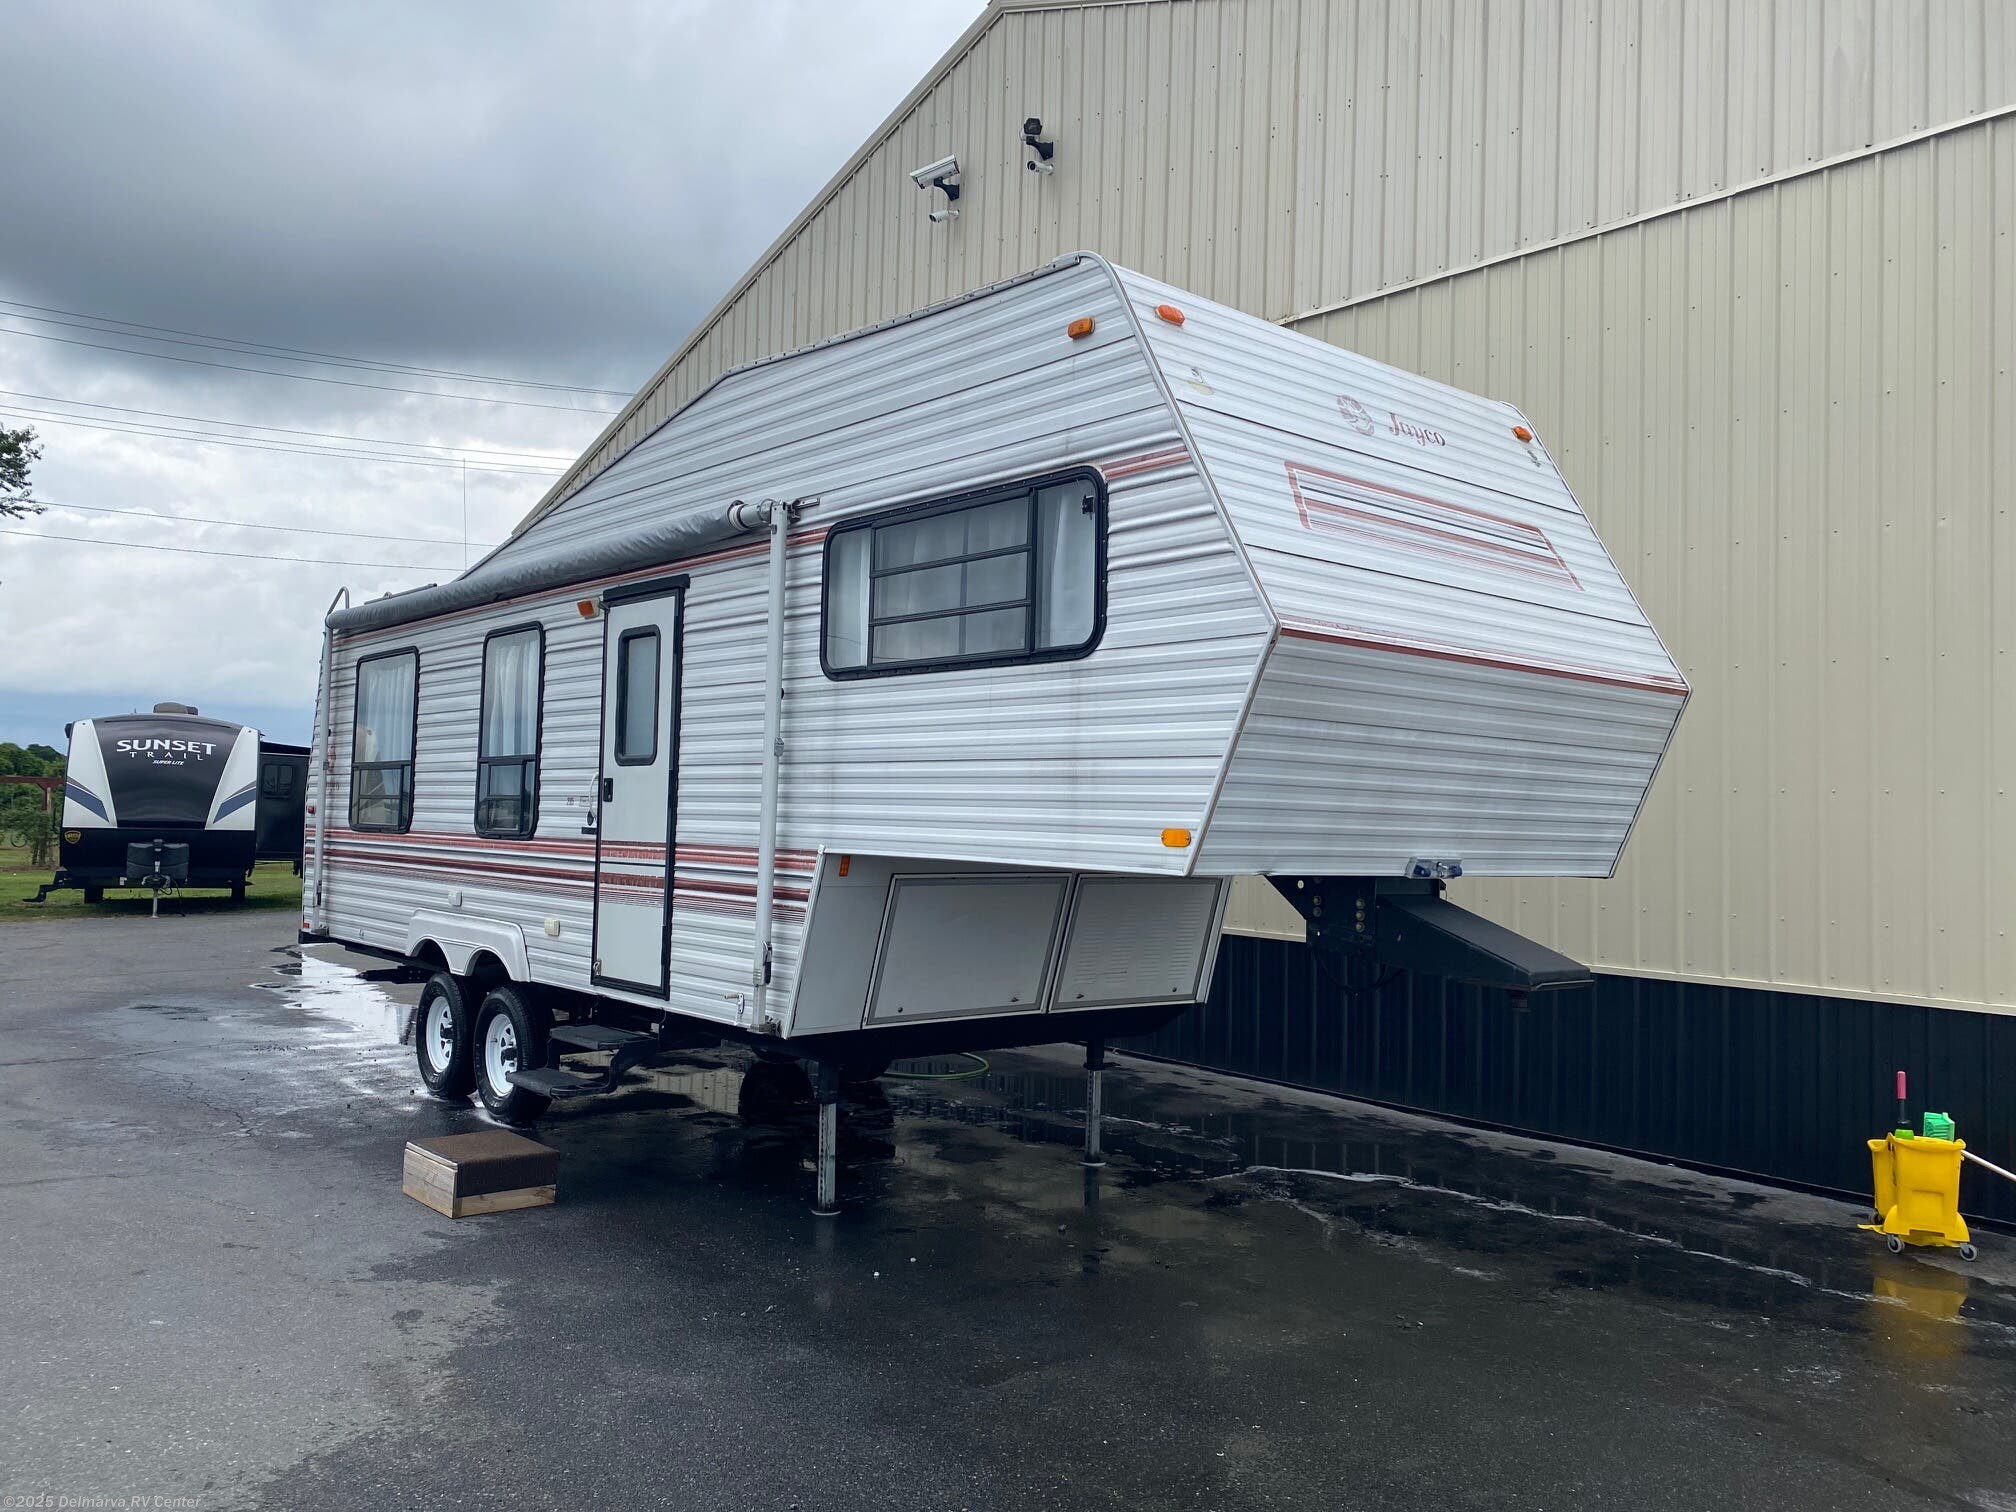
[911, 155, 961, 222]
[1022, 117, 1055, 174]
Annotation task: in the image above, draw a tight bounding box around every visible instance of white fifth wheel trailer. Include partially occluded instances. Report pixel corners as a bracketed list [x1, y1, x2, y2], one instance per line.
[301, 254, 1686, 1209]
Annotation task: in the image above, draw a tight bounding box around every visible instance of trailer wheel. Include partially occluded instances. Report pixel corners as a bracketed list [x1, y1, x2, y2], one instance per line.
[473, 985, 552, 1124]
[83, 886, 104, 905]
[414, 973, 476, 1100]
[839, 1057, 893, 1085]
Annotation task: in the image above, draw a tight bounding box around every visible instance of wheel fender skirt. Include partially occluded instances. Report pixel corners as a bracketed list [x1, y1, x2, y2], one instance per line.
[1376, 894, 1592, 994]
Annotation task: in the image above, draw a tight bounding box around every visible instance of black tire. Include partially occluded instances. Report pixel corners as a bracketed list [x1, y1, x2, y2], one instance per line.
[83, 886, 104, 905]
[472, 984, 552, 1124]
[839, 1057, 894, 1085]
[414, 973, 476, 1100]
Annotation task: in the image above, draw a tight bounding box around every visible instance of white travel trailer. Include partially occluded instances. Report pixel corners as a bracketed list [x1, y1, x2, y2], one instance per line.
[302, 254, 1686, 1208]
[39, 703, 306, 905]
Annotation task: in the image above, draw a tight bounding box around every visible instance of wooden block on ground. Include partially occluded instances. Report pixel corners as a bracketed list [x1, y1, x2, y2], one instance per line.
[403, 1129, 558, 1219]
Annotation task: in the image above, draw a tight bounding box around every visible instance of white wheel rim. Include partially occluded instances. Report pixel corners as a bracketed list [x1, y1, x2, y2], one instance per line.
[483, 1014, 519, 1094]
[423, 998, 455, 1073]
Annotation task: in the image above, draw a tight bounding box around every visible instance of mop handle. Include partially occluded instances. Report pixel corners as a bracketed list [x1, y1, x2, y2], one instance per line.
[1961, 1149, 2016, 1186]
[1896, 1069, 1908, 1131]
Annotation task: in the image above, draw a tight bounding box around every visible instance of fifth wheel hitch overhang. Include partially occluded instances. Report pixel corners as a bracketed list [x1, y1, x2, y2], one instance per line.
[1266, 877, 1594, 997]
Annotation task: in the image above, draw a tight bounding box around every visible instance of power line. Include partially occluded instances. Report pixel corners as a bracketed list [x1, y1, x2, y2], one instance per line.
[0, 298, 632, 397]
[0, 389, 575, 462]
[0, 526, 458, 572]
[0, 406, 562, 476]
[0, 324, 621, 414]
[32, 498, 500, 549]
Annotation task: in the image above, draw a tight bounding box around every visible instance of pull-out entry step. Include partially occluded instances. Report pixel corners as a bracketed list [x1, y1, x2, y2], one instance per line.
[548, 1022, 658, 1054]
[509, 1021, 667, 1100]
[505, 1066, 611, 1101]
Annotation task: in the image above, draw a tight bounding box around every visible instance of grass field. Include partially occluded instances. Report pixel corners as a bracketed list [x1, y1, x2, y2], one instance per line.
[0, 843, 302, 923]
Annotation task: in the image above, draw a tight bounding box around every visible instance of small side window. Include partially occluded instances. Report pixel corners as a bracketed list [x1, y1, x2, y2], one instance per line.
[476, 625, 543, 838]
[351, 649, 419, 832]
[259, 762, 297, 799]
[614, 629, 659, 765]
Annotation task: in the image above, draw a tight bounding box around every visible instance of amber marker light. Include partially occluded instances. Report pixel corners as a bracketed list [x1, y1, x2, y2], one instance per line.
[1067, 316, 1096, 339]
[1512, 424, 1534, 442]
[1161, 828, 1193, 848]
[1155, 303, 1186, 325]
[577, 599, 598, 617]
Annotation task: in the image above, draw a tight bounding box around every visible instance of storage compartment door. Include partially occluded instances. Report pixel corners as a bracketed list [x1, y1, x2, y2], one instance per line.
[1050, 877, 1225, 1010]
[864, 874, 1071, 1025]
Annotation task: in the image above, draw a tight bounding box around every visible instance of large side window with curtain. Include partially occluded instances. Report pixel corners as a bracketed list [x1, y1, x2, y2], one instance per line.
[475, 625, 543, 838]
[351, 649, 419, 832]
[820, 469, 1105, 678]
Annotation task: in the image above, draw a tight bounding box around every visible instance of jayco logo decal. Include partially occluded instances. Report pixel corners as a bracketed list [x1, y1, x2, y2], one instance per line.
[1338, 393, 1448, 448]
[1387, 412, 1447, 448]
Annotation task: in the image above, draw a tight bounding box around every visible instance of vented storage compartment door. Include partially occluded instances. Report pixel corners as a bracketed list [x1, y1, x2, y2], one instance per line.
[865, 874, 1071, 1025]
[1050, 877, 1224, 1010]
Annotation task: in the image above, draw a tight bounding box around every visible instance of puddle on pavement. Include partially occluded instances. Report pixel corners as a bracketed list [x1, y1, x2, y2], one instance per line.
[261, 950, 412, 1043]
[256, 949, 2016, 1337]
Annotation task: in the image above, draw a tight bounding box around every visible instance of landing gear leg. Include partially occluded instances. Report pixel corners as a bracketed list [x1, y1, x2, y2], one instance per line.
[1082, 1039, 1107, 1169]
[812, 1061, 841, 1217]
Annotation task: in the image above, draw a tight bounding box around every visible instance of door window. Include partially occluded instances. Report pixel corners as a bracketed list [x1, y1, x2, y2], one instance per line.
[614, 629, 659, 765]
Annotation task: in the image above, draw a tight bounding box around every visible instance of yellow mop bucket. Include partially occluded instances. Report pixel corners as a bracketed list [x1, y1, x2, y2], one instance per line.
[1864, 1071, 1987, 1260]
[1866, 1130, 1973, 1257]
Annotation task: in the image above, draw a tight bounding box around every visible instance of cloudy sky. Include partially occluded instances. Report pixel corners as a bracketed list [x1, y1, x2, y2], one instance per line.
[0, 0, 977, 747]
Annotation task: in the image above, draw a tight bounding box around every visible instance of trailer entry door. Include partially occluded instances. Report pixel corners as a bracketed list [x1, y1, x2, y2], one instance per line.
[591, 580, 682, 995]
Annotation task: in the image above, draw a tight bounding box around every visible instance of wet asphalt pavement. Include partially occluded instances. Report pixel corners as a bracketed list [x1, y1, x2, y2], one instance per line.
[4, 913, 2016, 1510]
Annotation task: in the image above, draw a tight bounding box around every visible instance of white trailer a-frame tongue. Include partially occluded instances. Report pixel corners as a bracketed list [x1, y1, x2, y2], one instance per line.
[303, 254, 1685, 1209]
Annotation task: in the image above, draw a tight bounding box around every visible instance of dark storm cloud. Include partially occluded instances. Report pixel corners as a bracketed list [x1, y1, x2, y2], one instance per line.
[3, 0, 974, 385]
[0, 0, 977, 723]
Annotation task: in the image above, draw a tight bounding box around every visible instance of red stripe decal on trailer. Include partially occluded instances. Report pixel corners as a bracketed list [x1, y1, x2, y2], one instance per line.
[324, 847, 813, 902]
[1276, 619, 1690, 696]
[321, 857, 806, 918]
[321, 829, 818, 870]
[1101, 446, 1191, 481]
[1284, 460, 1584, 589]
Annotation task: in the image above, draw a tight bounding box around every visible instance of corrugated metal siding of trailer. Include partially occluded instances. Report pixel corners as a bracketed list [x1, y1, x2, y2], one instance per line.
[1198, 636, 1680, 877]
[318, 262, 1271, 1017]
[316, 604, 605, 982]
[489, 260, 1271, 881]
[1296, 115, 2016, 1016]
[321, 577, 813, 1030]
[530, 0, 2016, 524]
[497, 264, 1145, 567]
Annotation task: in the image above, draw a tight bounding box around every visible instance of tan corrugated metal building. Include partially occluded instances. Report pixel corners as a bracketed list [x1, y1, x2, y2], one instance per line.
[521, 0, 2016, 1036]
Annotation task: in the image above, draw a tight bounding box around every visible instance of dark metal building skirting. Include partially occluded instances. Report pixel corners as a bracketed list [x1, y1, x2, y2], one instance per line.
[1124, 934, 2016, 1225]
